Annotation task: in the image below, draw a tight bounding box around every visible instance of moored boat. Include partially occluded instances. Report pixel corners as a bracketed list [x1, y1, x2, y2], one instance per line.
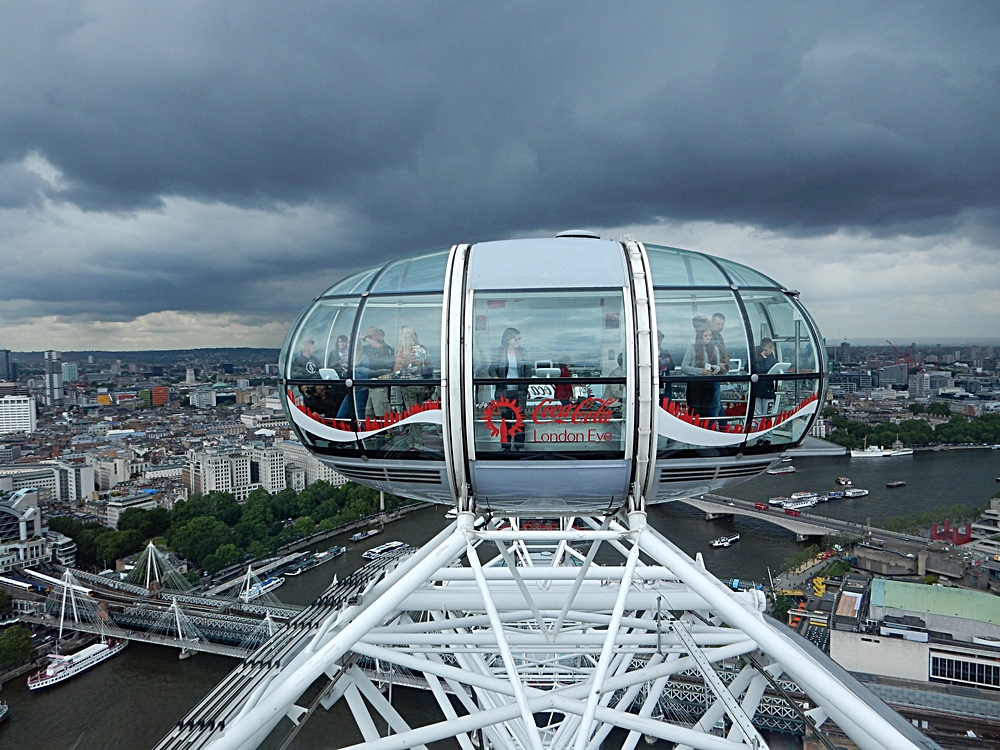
[889, 448, 914, 456]
[768, 496, 789, 506]
[782, 498, 817, 510]
[362, 541, 409, 560]
[0, 700, 8, 722]
[844, 488, 869, 498]
[350, 528, 382, 542]
[766, 465, 796, 475]
[239, 576, 284, 603]
[828, 491, 845, 499]
[850, 445, 891, 458]
[27, 638, 127, 691]
[789, 491, 818, 501]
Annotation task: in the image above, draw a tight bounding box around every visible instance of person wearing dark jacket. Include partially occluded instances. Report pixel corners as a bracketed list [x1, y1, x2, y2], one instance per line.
[488, 327, 532, 451]
[754, 337, 778, 417]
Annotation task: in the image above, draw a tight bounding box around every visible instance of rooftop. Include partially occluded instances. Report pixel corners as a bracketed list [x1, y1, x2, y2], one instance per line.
[872, 578, 1000, 626]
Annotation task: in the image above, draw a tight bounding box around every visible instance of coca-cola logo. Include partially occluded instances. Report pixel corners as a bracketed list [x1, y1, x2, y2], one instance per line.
[483, 397, 524, 444]
[531, 397, 614, 425]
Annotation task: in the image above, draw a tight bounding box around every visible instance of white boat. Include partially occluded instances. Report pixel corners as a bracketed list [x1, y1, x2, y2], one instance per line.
[444, 508, 459, 520]
[851, 442, 891, 458]
[844, 488, 869, 498]
[0, 700, 8, 722]
[889, 448, 914, 456]
[789, 491, 818, 501]
[362, 541, 409, 560]
[782, 498, 817, 510]
[836, 477, 852, 486]
[710, 534, 740, 548]
[828, 491, 845, 499]
[350, 528, 382, 542]
[768, 496, 789, 506]
[239, 576, 284, 603]
[27, 638, 127, 690]
[766, 465, 796, 475]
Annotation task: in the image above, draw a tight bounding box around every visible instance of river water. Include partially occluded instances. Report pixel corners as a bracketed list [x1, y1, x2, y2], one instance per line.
[2, 449, 997, 749]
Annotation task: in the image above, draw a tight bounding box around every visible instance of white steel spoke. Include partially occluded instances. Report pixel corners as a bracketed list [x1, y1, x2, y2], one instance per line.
[467, 535, 545, 750]
[572, 534, 641, 750]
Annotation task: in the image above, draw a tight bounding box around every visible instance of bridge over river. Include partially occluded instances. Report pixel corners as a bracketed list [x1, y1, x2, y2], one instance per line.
[675, 493, 927, 544]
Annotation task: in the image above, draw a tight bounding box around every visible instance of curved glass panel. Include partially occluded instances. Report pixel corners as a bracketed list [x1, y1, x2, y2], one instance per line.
[286, 298, 360, 380]
[322, 267, 380, 296]
[745, 377, 820, 452]
[740, 292, 819, 374]
[352, 294, 443, 381]
[285, 382, 360, 455]
[369, 251, 449, 294]
[358, 383, 444, 459]
[655, 289, 751, 456]
[646, 245, 729, 287]
[471, 290, 627, 458]
[714, 258, 781, 288]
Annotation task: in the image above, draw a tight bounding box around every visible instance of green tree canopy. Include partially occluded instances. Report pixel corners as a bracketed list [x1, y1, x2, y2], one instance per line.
[0, 625, 36, 667]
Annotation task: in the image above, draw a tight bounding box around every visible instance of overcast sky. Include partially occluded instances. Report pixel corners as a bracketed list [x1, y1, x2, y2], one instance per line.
[1, 1, 998, 352]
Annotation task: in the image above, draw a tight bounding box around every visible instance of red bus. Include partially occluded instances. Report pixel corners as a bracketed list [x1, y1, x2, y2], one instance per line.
[784, 508, 801, 517]
[754, 502, 768, 511]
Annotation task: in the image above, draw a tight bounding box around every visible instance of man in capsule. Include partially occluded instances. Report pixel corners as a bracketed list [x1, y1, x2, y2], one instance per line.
[290, 339, 321, 378]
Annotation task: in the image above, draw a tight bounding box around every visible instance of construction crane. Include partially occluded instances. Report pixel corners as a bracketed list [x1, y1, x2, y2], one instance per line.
[885, 340, 913, 369]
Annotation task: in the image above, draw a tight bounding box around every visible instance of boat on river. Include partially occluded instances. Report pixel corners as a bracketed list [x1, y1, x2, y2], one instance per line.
[0, 700, 8, 722]
[789, 492, 818, 501]
[886, 481, 906, 488]
[239, 576, 284, 603]
[836, 477, 852, 486]
[27, 638, 127, 691]
[350, 528, 382, 542]
[766, 465, 796, 475]
[851, 444, 891, 458]
[844, 488, 869, 498]
[711, 534, 740, 548]
[362, 541, 409, 560]
[284, 546, 346, 576]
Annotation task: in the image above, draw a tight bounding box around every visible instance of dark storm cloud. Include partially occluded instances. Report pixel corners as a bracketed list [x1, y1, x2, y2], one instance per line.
[1, 0, 999, 331]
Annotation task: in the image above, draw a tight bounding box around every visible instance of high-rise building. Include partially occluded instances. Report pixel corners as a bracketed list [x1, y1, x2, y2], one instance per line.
[0, 395, 36, 434]
[61, 361, 79, 382]
[44, 350, 64, 406]
[0, 349, 11, 381]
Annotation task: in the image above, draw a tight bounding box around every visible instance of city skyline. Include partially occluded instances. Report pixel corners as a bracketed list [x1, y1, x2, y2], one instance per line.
[1, 3, 999, 350]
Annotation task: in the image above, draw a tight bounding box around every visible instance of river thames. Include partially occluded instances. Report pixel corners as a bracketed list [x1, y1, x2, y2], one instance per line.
[1, 449, 997, 749]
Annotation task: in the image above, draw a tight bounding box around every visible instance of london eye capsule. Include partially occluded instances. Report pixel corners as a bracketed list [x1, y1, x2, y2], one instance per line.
[279, 235, 825, 514]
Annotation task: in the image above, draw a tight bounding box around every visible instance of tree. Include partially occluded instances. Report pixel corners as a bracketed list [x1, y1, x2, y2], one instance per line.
[117, 507, 171, 538]
[0, 625, 36, 667]
[927, 402, 951, 417]
[170, 516, 235, 567]
[202, 543, 244, 574]
[0, 589, 12, 616]
[907, 403, 924, 415]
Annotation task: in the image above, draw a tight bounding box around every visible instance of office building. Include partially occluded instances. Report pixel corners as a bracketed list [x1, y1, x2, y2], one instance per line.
[0, 349, 11, 381]
[44, 349, 64, 406]
[183, 448, 255, 501]
[62, 361, 79, 382]
[280, 439, 348, 488]
[248, 446, 285, 494]
[0, 395, 36, 434]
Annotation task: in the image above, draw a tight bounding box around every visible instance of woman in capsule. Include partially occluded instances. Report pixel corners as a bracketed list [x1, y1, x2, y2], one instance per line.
[681, 316, 722, 418]
[394, 325, 433, 450]
[488, 327, 532, 451]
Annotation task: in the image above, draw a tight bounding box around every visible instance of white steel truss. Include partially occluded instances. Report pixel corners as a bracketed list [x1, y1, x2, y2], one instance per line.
[187, 508, 938, 750]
